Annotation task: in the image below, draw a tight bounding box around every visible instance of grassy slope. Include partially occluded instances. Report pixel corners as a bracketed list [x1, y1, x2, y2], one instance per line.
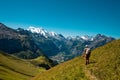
[87, 39, 120, 80]
[32, 39, 120, 80]
[32, 56, 88, 80]
[0, 52, 41, 80]
[29, 56, 53, 68]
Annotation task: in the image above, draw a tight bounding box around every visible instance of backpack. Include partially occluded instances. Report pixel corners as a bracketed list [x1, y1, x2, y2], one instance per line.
[85, 48, 91, 55]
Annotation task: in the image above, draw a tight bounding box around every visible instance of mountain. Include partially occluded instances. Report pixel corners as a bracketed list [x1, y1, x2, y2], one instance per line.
[31, 39, 120, 80]
[27, 26, 49, 38]
[0, 23, 20, 39]
[81, 35, 93, 41]
[27, 26, 65, 40]
[26, 26, 115, 63]
[86, 34, 115, 49]
[27, 32, 59, 56]
[0, 51, 41, 80]
[27, 26, 65, 56]
[50, 34, 115, 63]
[0, 23, 44, 59]
[0, 23, 57, 69]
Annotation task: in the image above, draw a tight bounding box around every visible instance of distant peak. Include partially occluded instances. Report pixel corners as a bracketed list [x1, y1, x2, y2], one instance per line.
[81, 35, 93, 41]
[27, 26, 47, 34]
[28, 26, 43, 31]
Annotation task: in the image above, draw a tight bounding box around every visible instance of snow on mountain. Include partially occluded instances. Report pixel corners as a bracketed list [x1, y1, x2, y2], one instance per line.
[27, 26, 47, 34]
[81, 35, 93, 41]
[27, 26, 48, 38]
[66, 36, 73, 40]
[81, 36, 89, 40]
[27, 26, 101, 42]
[27, 26, 64, 40]
[49, 31, 57, 37]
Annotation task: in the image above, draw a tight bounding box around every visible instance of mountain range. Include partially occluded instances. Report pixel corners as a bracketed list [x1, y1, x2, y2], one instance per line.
[0, 23, 115, 63]
[0, 23, 44, 59]
[27, 26, 115, 62]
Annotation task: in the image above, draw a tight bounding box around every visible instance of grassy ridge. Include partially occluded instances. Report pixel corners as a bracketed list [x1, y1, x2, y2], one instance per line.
[29, 56, 53, 69]
[87, 39, 120, 80]
[0, 52, 40, 80]
[32, 56, 88, 80]
[32, 39, 120, 80]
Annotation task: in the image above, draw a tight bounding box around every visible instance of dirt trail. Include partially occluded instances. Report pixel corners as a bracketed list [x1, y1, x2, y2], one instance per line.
[84, 67, 98, 80]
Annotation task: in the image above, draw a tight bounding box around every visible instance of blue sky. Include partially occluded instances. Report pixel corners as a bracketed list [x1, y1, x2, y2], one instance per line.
[0, 0, 120, 38]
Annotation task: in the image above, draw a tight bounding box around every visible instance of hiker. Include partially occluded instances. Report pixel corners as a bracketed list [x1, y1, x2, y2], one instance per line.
[82, 45, 91, 65]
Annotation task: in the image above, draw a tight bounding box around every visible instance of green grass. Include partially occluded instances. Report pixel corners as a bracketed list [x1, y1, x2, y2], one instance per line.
[32, 56, 88, 80]
[87, 39, 120, 80]
[0, 52, 41, 80]
[29, 56, 53, 69]
[32, 39, 120, 80]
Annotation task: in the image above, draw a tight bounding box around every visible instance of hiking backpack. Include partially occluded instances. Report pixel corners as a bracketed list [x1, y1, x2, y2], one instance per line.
[85, 48, 91, 54]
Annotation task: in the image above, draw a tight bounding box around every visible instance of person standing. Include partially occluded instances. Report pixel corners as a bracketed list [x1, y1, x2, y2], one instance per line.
[82, 45, 91, 65]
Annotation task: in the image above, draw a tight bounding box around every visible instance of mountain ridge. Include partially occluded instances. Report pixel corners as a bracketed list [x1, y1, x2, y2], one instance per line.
[27, 26, 96, 41]
[0, 23, 45, 59]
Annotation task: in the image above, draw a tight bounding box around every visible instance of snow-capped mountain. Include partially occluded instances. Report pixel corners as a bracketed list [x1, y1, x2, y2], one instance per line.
[27, 26, 47, 34]
[27, 26, 49, 38]
[27, 26, 65, 40]
[66, 35, 93, 41]
[0, 23, 45, 59]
